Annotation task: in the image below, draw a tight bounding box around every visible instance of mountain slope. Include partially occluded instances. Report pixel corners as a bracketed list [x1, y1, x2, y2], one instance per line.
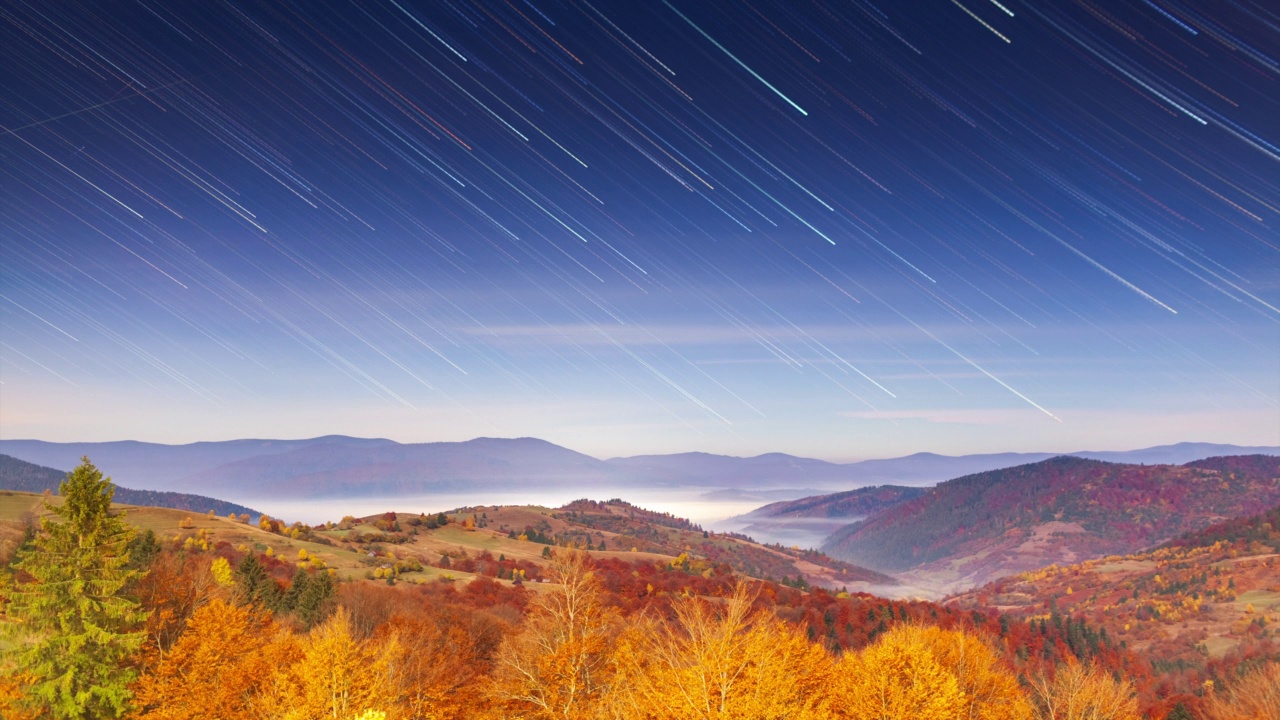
[749, 485, 929, 519]
[949, 500, 1280, 692]
[517, 499, 895, 590]
[0, 454, 262, 519]
[823, 455, 1280, 592]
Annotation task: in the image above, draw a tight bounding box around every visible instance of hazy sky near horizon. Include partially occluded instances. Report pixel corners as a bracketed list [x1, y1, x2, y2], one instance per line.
[2, 0, 1277, 461]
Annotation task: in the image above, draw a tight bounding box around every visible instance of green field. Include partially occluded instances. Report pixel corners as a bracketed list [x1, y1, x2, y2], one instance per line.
[1234, 589, 1280, 611]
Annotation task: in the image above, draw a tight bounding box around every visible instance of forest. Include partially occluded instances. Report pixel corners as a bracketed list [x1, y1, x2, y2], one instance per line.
[1, 459, 1278, 720]
[825, 456, 1280, 575]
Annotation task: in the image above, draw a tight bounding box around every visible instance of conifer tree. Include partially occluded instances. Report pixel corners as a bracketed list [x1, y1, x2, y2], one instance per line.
[281, 565, 310, 612]
[233, 552, 269, 606]
[4, 457, 149, 719]
[296, 568, 335, 629]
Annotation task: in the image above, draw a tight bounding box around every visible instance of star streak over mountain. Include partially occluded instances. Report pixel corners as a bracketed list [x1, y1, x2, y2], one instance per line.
[1, 0, 1276, 457]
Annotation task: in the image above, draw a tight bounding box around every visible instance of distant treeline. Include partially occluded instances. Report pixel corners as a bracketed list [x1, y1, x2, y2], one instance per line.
[0, 453, 261, 521]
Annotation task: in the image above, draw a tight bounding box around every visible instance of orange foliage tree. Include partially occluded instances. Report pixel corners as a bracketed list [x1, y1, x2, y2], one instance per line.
[0, 669, 40, 720]
[131, 598, 299, 720]
[380, 614, 487, 720]
[133, 551, 219, 671]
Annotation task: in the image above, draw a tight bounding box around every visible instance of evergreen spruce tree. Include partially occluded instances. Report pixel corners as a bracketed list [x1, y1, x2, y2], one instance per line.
[295, 568, 335, 629]
[127, 529, 161, 572]
[234, 552, 270, 606]
[5, 457, 149, 719]
[280, 566, 310, 612]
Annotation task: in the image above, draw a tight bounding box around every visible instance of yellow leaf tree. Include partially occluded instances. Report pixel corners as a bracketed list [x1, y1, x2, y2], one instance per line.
[894, 625, 1032, 720]
[828, 624, 966, 720]
[1029, 662, 1140, 720]
[288, 606, 400, 720]
[608, 583, 833, 720]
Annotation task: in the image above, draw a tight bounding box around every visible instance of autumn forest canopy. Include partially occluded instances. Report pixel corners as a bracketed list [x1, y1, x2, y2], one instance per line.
[1, 458, 1279, 720]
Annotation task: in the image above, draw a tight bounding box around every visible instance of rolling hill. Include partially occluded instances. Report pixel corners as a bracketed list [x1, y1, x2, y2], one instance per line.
[948, 500, 1280, 703]
[822, 455, 1280, 593]
[0, 485, 890, 593]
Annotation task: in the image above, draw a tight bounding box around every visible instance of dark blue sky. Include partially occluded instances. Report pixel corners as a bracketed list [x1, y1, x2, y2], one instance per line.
[2, 0, 1276, 459]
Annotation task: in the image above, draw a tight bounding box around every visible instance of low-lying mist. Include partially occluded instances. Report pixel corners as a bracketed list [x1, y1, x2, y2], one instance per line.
[249, 488, 770, 537]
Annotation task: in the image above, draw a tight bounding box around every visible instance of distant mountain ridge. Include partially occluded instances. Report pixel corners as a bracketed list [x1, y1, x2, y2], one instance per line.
[0, 436, 1273, 503]
[0, 454, 262, 520]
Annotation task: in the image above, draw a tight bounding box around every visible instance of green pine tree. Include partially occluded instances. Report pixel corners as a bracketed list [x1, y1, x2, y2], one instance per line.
[234, 552, 270, 606]
[295, 567, 334, 629]
[4, 457, 149, 719]
[280, 565, 310, 612]
[127, 528, 161, 572]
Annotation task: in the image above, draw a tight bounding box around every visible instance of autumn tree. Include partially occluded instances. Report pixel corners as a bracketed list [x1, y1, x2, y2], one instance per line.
[0, 669, 40, 720]
[288, 606, 400, 720]
[609, 583, 833, 720]
[132, 551, 218, 670]
[131, 598, 298, 720]
[1203, 661, 1280, 720]
[1029, 662, 1140, 720]
[3, 457, 149, 719]
[488, 550, 617, 719]
[381, 613, 487, 720]
[896, 625, 1032, 720]
[828, 623, 967, 720]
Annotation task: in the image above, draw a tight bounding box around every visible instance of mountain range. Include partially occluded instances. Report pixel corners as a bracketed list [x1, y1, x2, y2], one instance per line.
[0, 436, 1273, 502]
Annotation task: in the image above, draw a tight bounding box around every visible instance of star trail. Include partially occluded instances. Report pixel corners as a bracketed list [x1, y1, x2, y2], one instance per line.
[1, 0, 1276, 458]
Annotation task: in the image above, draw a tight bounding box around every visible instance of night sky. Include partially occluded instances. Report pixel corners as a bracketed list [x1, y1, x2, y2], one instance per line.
[2, 0, 1277, 459]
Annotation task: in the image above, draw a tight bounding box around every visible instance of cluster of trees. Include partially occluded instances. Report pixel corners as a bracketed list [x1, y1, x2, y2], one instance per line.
[560, 499, 706, 532]
[3, 458, 1279, 720]
[1164, 501, 1280, 554]
[555, 501, 891, 585]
